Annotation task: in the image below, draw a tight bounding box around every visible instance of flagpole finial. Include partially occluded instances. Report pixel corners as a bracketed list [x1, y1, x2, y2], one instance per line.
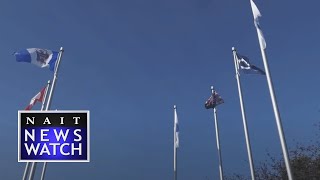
[211, 86, 215, 94]
[174, 105, 177, 109]
[60, 47, 64, 51]
[232, 47, 236, 51]
[47, 80, 51, 84]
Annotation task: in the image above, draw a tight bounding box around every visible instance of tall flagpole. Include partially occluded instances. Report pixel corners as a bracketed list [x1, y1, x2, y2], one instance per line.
[22, 163, 30, 180]
[232, 47, 256, 180]
[255, 34, 294, 180]
[211, 86, 224, 180]
[45, 47, 64, 111]
[26, 80, 51, 180]
[249, 1, 293, 179]
[173, 105, 177, 180]
[41, 80, 51, 111]
[249, 1, 294, 178]
[40, 47, 64, 180]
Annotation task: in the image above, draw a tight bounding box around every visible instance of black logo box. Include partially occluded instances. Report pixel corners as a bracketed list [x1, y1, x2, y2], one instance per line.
[20, 112, 87, 127]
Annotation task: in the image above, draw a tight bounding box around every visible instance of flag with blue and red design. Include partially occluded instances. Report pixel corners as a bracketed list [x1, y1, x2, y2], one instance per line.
[205, 90, 224, 109]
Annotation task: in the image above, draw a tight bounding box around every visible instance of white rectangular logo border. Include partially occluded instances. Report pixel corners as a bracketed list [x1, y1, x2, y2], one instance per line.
[18, 110, 90, 163]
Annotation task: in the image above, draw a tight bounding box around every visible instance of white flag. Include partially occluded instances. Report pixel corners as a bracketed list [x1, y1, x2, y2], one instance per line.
[250, 0, 266, 49]
[174, 107, 179, 148]
[250, 0, 261, 20]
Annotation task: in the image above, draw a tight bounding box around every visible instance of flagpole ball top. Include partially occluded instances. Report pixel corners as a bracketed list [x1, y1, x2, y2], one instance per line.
[211, 86, 214, 90]
[174, 105, 176, 109]
[232, 47, 236, 51]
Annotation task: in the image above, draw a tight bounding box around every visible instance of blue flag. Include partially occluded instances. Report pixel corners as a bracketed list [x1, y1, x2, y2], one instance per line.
[236, 53, 265, 75]
[14, 48, 59, 71]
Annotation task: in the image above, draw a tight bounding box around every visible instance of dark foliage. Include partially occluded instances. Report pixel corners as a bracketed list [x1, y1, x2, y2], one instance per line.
[226, 123, 320, 180]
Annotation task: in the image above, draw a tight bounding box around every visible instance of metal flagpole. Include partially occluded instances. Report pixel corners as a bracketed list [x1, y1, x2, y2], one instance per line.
[40, 47, 64, 180]
[45, 47, 64, 111]
[27, 80, 51, 180]
[173, 105, 178, 180]
[249, 1, 293, 178]
[22, 162, 31, 180]
[232, 47, 256, 180]
[211, 86, 224, 180]
[255, 31, 294, 180]
[41, 80, 51, 111]
[27, 163, 37, 180]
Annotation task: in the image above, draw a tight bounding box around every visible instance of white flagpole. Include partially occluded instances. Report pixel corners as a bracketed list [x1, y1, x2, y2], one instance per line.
[249, 1, 294, 179]
[41, 80, 51, 110]
[211, 86, 224, 180]
[22, 162, 30, 180]
[232, 47, 256, 180]
[173, 105, 178, 180]
[256, 37, 294, 180]
[40, 47, 64, 180]
[26, 80, 51, 180]
[45, 47, 64, 111]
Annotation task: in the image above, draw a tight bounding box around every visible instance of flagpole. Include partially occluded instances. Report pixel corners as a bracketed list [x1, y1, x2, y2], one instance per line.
[211, 86, 224, 180]
[45, 47, 64, 111]
[254, 31, 294, 180]
[232, 47, 256, 180]
[173, 105, 178, 180]
[40, 47, 64, 180]
[27, 163, 37, 180]
[26, 80, 51, 180]
[22, 162, 30, 180]
[249, 1, 293, 178]
[41, 80, 51, 110]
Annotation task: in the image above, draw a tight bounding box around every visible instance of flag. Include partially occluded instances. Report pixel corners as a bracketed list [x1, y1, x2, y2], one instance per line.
[25, 86, 46, 110]
[250, 0, 266, 49]
[14, 48, 59, 71]
[236, 53, 265, 75]
[205, 90, 224, 109]
[174, 107, 179, 148]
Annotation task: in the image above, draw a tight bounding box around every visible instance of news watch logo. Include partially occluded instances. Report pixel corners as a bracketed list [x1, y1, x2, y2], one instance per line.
[18, 111, 90, 162]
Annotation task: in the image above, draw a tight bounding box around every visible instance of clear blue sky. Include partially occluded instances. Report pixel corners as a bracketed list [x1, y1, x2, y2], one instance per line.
[0, 0, 319, 179]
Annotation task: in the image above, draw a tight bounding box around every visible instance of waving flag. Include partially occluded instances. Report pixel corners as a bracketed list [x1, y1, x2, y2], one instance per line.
[14, 48, 59, 71]
[250, 0, 266, 49]
[236, 53, 265, 75]
[174, 106, 179, 148]
[25, 87, 47, 110]
[205, 90, 224, 109]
